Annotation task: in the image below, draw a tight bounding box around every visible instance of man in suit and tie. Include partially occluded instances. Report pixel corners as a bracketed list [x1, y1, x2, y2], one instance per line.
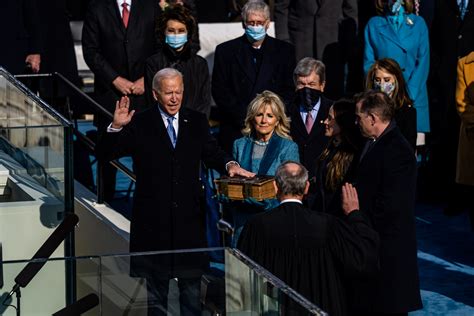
[98, 68, 254, 315]
[82, 0, 159, 201]
[289, 57, 332, 179]
[352, 90, 422, 315]
[212, 0, 295, 154]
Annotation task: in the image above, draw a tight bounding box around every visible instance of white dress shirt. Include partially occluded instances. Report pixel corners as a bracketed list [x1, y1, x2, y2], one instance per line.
[117, 0, 132, 16]
[158, 106, 179, 137]
[300, 98, 321, 124]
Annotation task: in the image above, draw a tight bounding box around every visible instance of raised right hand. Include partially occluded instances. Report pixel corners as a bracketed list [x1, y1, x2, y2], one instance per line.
[112, 76, 134, 95]
[341, 183, 359, 215]
[112, 96, 135, 128]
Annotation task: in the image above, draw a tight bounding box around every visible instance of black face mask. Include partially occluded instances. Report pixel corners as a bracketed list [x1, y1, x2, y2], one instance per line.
[296, 87, 322, 112]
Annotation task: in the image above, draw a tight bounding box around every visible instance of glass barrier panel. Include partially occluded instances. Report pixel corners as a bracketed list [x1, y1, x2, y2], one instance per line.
[0, 68, 71, 202]
[98, 248, 325, 315]
[0, 249, 326, 315]
[1, 256, 101, 316]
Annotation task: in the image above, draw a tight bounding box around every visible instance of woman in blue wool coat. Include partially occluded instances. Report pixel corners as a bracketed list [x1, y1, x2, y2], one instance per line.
[364, 0, 430, 135]
[229, 90, 299, 246]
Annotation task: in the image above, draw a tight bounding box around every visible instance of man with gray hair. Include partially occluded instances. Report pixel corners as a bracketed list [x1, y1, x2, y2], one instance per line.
[289, 57, 333, 178]
[99, 68, 254, 315]
[212, 0, 295, 154]
[238, 161, 379, 316]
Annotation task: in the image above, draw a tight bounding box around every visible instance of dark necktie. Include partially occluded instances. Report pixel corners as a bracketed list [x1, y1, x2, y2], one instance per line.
[167, 116, 177, 148]
[122, 2, 129, 28]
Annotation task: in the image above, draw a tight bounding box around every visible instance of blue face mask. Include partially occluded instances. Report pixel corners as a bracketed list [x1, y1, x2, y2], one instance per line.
[165, 33, 188, 49]
[245, 25, 266, 42]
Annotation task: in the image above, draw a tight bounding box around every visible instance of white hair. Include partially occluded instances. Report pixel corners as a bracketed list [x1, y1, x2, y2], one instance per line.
[152, 68, 183, 92]
[241, 0, 270, 24]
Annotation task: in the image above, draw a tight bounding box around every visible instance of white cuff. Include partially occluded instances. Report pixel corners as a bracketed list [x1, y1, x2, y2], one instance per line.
[225, 161, 240, 171]
[107, 123, 123, 132]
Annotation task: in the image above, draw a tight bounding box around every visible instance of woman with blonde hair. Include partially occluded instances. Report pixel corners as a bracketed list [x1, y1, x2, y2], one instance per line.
[228, 90, 299, 246]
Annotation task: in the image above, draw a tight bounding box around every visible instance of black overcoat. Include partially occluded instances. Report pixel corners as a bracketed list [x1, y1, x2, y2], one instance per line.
[82, 0, 158, 113]
[288, 96, 332, 178]
[212, 35, 295, 153]
[0, 0, 42, 75]
[98, 107, 231, 274]
[352, 125, 422, 313]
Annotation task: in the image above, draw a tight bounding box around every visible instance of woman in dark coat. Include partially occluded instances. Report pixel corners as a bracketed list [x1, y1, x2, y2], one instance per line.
[311, 99, 363, 216]
[145, 5, 210, 117]
[366, 58, 417, 149]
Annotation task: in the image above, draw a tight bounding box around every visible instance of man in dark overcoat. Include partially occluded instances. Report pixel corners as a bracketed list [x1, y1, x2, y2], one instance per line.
[352, 90, 422, 315]
[98, 68, 253, 315]
[212, 1, 295, 154]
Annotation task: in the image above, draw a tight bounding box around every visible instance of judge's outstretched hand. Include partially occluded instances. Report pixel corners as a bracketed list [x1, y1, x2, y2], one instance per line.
[112, 96, 135, 129]
[342, 183, 359, 215]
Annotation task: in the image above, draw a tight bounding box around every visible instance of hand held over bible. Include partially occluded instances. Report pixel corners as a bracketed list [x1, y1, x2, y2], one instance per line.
[112, 96, 135, 129]
[227, 164, 255, 178]
[341, 183, 359, 215]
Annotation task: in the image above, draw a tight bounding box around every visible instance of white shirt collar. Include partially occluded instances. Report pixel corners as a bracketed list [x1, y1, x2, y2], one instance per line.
[280, 199, 303, 205]
[117, 0, 132, 6]
[300, 97, 321, 113]
[117, 0, 132, 15]
[158, 105, 179, 122]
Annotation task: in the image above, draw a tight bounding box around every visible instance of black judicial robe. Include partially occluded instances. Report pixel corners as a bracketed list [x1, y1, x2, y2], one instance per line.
[238, 202, 379, 316]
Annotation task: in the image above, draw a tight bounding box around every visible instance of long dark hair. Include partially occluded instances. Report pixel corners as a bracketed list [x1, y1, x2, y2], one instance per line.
[365, 58, 413, 110]
[319, 99, 362, 191]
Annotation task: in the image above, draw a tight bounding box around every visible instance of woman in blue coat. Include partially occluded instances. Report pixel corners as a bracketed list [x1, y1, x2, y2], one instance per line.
[229, 90, 299, 246]
[364, 0, 430, 134]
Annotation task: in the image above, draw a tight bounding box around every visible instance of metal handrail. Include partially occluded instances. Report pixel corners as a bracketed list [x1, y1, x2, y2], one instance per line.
[13, 71, 136, 204]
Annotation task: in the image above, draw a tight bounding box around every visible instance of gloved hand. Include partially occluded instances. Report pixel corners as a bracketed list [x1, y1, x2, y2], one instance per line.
[214, 193, 231, 204]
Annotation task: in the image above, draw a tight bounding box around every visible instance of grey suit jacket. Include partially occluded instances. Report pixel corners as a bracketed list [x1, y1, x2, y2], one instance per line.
[274, 0, 358, 61]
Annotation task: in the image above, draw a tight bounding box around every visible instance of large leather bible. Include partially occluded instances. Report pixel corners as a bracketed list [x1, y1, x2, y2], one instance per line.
[214, 175, 276, 201]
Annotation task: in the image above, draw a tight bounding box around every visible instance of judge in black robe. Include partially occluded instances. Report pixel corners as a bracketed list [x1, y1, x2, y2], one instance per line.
[238, 161, 379, 316]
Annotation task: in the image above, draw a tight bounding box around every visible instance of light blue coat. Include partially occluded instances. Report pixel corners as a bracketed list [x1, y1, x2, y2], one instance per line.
[232, 134, 300, 175]
[364, 14, 430, 133]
